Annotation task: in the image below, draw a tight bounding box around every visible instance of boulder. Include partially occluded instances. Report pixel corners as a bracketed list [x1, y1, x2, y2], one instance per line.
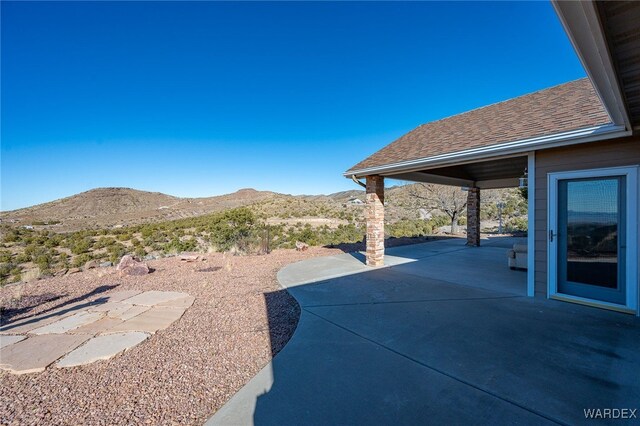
[99, 261, 113, 268]
[295, 241, 309, 251]
[179, 254, 200, 262]
[84, 260, 99, 270]
[116, 255, 149, 277]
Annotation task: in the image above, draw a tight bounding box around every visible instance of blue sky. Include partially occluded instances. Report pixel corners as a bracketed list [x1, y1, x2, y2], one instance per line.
[1, 1, 585, 211]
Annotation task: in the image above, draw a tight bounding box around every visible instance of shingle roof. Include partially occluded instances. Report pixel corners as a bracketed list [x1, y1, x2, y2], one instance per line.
[346, 78, 611, 174]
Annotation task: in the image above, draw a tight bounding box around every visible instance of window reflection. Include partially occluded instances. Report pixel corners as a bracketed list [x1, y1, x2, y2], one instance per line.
[565, 178, 619, 289]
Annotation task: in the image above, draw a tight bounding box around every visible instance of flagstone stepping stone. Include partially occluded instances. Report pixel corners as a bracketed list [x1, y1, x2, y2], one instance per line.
[107, 307, 187, 334]
[108, 304, 151, 321]
[102, 290, 142, 302]
[87, 301, 126, 313]
[69, 316, 123, 335]
[1, 290, 193, 374]
[0, 335, 26, 349]
[122, 291, 190, 307]
[0, 301, 91, 335]
[0, 334, 90, 374]
[29, 311, 104, 335]
[57, 332, 150, 368]
[157, 295, 195, 309]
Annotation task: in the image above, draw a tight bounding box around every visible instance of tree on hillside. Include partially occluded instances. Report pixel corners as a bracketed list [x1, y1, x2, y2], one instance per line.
[408, 184, 468, 234]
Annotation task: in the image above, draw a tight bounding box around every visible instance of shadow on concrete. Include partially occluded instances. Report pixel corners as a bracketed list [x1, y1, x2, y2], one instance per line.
[1, 284, 118, 329]
[325, 235, 460, 255]
[207, 239, 640, 425]
[263, 288, 301, 357]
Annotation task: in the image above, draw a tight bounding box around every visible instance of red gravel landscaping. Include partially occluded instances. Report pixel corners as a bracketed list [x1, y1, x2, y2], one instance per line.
[0, 247, 341, 425]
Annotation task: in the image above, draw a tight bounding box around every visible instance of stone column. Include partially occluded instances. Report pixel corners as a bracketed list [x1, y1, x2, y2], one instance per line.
[365, 175, 385, 266]
[466, 187, 480, 246]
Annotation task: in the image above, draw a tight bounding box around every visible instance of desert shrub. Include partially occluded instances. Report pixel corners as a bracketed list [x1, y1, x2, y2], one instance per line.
[134, 246, 146, 258]
[209, 208, 257, 252]
[72, 253, 93, 268]
[428, 215, 450, 228]
[507, 217, 528, 232]
[44, 233, 63, 248]
[34, 252, 54, 273]
[294, 226, 319, 246]
[10, 267, 22, 283]
[70, 238, 92, 255]
[94, 237, 116, 249]
[1, 227, 21, 243]
[107, 243, 127, 263]
[0, 250, 12, 263]
[59, 252, 70, 268]
[458, 216, 467, 226]
[0, 262, 13, 284]
[15, 253, 30, 264]
[117, 232, 132, 242]
[387, 219, 432, 238]
[163, 237, 198, 254]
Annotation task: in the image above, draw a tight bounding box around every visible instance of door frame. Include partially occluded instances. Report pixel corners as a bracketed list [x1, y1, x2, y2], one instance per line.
[547, 165, 638, 314]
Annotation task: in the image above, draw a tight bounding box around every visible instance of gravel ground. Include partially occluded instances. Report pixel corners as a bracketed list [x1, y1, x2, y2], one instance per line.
[0, 247, 341, 425]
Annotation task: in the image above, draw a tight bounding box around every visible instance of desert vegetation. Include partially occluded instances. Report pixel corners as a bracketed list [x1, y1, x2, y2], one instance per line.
[0, 185, 527, 285]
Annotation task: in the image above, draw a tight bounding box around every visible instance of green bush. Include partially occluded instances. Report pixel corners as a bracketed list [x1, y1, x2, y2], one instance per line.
[0, 250, 12, 263]
[428, 215, 450, 228]
[71, 238, 92, 255]
[72, 253, 93, 268]
[107, 243, 127, 264]
[387, 219, 432, 238]
[209, 208, 257, 252]
[507, 217, 528, 232]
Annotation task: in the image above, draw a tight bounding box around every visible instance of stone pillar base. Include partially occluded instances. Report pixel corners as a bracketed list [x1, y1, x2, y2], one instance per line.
[466, 187, 480, 247]
[366, 175, 385, 266]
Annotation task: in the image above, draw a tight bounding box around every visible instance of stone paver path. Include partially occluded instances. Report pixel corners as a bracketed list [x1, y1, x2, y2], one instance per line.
[0, 290, 194, 374]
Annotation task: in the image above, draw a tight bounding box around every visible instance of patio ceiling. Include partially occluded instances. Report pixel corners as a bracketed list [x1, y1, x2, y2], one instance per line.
[388, 155, 528, 189]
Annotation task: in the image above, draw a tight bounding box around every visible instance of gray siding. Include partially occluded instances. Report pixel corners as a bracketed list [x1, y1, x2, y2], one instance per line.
[534, 135, 640, 295]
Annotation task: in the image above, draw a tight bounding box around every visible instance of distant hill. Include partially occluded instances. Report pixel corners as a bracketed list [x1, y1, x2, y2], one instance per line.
[0, 184, 516, 233]
[0, 187, 279, 231]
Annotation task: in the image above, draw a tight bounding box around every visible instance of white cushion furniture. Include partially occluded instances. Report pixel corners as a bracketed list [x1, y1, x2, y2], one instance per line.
[507, 243, 527, 270]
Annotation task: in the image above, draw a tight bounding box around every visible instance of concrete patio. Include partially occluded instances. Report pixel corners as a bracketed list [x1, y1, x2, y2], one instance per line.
[209, 237, 640, 425]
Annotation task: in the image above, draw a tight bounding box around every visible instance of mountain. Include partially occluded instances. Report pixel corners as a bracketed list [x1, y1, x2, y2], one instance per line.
[0, 187, 278, 232]
[1, 184, 513, 233]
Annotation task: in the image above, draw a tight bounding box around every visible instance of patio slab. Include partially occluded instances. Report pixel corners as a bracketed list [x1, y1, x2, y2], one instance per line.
[0, 334, 90, 374]
[210, 238, 640, 425]
[57, 332, 150, 368]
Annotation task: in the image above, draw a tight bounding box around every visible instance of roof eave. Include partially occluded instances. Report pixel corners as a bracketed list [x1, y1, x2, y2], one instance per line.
[552, 0, 631, 131]
[344, 123, 628, 178]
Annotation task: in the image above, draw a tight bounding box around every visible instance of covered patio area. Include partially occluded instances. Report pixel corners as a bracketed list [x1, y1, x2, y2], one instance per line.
[356, 153, 535, 296]
[209, 238, 640, 425]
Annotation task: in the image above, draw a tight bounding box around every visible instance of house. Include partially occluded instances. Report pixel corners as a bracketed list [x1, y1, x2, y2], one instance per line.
[345, 1, 640, 315]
